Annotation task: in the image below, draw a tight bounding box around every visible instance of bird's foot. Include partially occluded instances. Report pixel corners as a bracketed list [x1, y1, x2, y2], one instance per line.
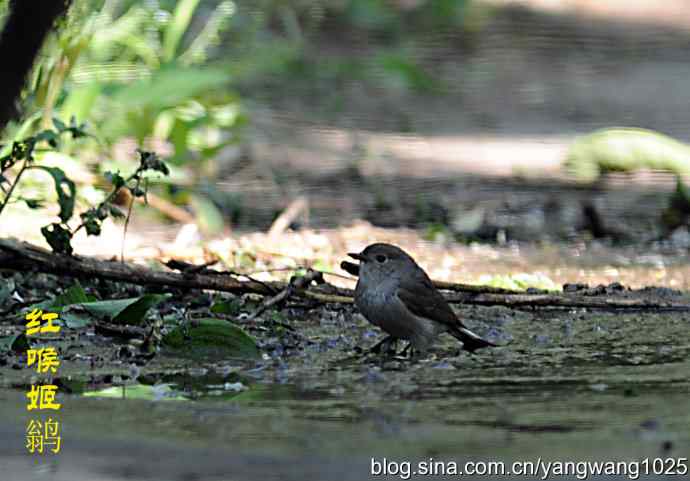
[369, 336, 398, 356]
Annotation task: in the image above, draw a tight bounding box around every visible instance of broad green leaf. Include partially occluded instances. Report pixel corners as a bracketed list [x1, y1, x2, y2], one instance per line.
[71, 293, 171, 325]
[163, 318, 260, 360]
[112, 67, 228, 110]
[53, 282, 91, 307]
[83, 383, 189, 401]
[113, 293, 171, 324]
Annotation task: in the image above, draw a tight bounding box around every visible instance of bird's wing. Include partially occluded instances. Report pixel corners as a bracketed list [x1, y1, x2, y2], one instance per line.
[396, 277, 462, 329]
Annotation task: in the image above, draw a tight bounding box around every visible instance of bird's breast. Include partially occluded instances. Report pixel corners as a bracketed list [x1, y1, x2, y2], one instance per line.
[354, 281, 394, 328]
[355, 281, 434, 341]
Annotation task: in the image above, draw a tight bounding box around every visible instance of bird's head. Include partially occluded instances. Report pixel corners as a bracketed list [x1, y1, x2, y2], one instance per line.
[348, 243, 416, 282]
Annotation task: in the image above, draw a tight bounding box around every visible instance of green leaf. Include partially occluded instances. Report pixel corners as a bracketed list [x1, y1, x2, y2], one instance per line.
[85, 220, 101, 236]
[163, 318, 260, 360]
[41, 223, 73, 255]
[53, 282, 91, 307]
[34, 166, 76, 223]
[34, 129, 60, 148]
[137, 149, 170, 175]
[104, 171, 126, 189]
[163, 0, 202, 62]
[23, 198, 44, 209]
[52, 117, 66, 132]
[83, 383, 189, 401]
[80, 207, 105, 235]
[113, 66, 228, 110]
[210, 299, 241, 315]
[70, 293, 171, 325]
[0, 333, 30, 353]
[178, 1, 235, 66]
[27, 282, 96, 328]
[113, 293, 171, 324]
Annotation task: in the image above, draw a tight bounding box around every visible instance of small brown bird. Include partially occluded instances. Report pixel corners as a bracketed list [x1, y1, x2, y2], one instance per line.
[348, 243, 495, 355]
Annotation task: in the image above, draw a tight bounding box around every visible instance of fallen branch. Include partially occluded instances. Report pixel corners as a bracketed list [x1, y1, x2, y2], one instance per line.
[245, 269, 324, 321]
[445, 292, 690, 310]
[0, 238, 281, 296]
[2, 238, 690, 312]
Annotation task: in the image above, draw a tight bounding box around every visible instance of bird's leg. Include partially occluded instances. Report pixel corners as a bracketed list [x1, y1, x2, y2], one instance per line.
[369, 335, 395, 355]
[385, 338, 399, 356]
[375, 337, 399, 367]
[400, 342, 415, 358]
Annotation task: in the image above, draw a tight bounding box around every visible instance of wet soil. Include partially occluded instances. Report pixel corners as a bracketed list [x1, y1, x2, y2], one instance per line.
[1, 239, 689, 480]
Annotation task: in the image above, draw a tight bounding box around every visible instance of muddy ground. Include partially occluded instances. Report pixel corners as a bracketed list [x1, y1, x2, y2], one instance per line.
[1, 233, 689, 480]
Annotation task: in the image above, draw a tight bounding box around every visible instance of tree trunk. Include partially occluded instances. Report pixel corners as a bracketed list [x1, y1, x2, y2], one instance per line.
[0, 0, 72, 131]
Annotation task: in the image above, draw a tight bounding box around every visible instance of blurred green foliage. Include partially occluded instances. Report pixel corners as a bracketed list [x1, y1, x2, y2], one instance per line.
[26, 0, 243, 170]
[564, 128, 690, 183]
[0, 0, 484, 235]
[228, 0, 479, 104]
[2, 0, 482, 165]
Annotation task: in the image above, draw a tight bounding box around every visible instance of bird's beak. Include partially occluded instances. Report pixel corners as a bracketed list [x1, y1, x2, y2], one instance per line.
[348, 252, 366, 262]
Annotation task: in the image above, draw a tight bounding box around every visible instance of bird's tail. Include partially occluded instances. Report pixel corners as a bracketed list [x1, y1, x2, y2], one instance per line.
[450, 326, 496, 353]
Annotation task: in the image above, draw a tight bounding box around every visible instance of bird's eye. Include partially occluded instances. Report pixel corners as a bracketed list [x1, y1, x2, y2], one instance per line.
[375, 254, 387, 263]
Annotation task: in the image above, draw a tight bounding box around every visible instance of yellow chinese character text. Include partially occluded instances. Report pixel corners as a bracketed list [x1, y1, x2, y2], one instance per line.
[25, 418, 61, 454]
[25, 309, 61, 336]
[27, 347, 60, 374]
[44, 418, 62, 453]
[26, 385, 61, 411]
[26, 419, 44, 454]
[25, 309, 43, 336]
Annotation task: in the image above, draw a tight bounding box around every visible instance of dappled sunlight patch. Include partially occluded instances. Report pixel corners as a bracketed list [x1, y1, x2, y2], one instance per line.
[476, 272, 561, 292]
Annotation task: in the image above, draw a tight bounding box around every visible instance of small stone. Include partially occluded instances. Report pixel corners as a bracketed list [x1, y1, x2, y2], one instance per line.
[224, 382, 246, 392]
[563, 283, 588, 293]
